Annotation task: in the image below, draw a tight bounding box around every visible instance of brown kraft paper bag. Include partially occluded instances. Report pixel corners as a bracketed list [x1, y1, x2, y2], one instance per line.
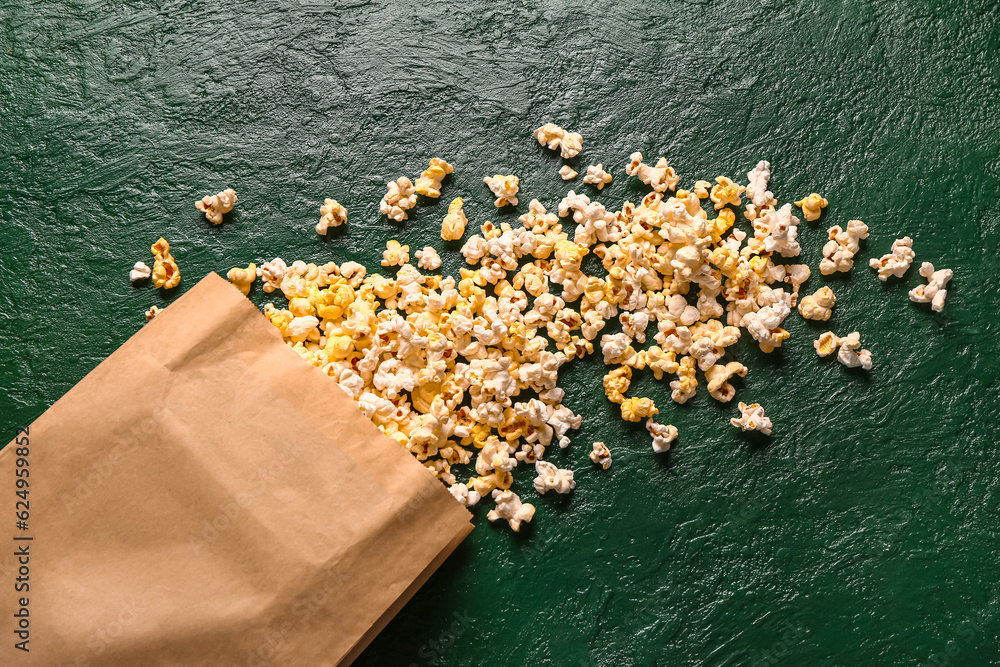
[0, 272, 473, 666]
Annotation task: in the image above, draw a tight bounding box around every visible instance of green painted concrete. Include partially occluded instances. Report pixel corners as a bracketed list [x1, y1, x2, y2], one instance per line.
[2, 1, 999, 665]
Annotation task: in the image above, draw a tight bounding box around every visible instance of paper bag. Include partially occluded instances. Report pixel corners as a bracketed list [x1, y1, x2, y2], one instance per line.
[0, 272, 472, 666]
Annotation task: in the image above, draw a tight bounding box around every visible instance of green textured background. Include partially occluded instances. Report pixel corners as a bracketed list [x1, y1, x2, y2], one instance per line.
[2, 1, 999, 665]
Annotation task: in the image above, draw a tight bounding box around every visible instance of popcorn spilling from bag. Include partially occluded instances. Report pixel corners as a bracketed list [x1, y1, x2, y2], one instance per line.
[138, 128, 956, 531]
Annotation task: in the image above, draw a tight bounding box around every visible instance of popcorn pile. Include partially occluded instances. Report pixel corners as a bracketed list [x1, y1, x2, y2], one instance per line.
[133, 132, 955, 533]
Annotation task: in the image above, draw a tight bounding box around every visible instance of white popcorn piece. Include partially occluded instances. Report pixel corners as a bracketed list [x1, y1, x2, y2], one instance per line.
[590, 441, 612, 469]
[798, 286, 836, 321]
[582, 164, 613, 190]
[753, 203, 801, 257]
[869, 237, 915, 280]
[415, 246, 442, 271]
[647, 419, 678, 453]
[533, 123, 583, 158]
[820, 220, 869, 275]
[144, 305, 159, 321]
[379, 176, 417, 221]
[483, 174, 520, 207]
[744, 160, 776, 221]
[909, 262, 953, 312]
[625, 152, 678, 192]
[559, 165, 578, 180]
[487, 489, 536, 532]
[317, 198, 348, 234]
[285, 315, 320, 343]
[814, 331, 872, 370]
[129, 261, 151, 283]
[382, 240, 410, 267]
[448, 483, 481, 508]
[195, 188, 237, 224]
[730, 402, 773, 436]
[704, 361, 747, 402]
[533, 460, 576, 495]
[256, 258, 288, 293]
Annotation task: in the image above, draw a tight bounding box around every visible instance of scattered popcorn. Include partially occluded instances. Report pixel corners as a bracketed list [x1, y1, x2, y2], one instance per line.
[820, 220, 869, 275]
[590, 442, 612, 469]
[621, 397, 658, 422]
[798, 286, 836, 321]
[744, 161, 776, 220]
[909, 262, 953, 312]
[415, 246, 442, 271]
[533, 123, 583, 158]
[582, 164, 613, 190]
[414, 158, 454, 198]
[145, 305, 159, 321]
[317, 199, 348, 234]
[533, 460, 576, 495]
[559, 165, 578, 180]
[129, 261, 151, 283]
[730, 402, 773, 436]
[150, 238, 180, 289]
[448, 483, 481, 508]
[486, 489, 535, 532]
[710, 176, 745, 210]
[379, 177, 417, 221]
[794, 193, 828, 222]
[382, 240, 410, 267]
[195, 188, 237, 224]
[226, 263, 257, 296]
[869, 237, 915, 280]
[256, 258, 288, 293]
[441, 197, 468, 241]
[647, 419, 678, 453]
[694, 180, 712, 199]
[704, 361, 747, 402]
[814, 331, 872, 369]
[625, 152, 678, 192]
[483, 174, 520, 207]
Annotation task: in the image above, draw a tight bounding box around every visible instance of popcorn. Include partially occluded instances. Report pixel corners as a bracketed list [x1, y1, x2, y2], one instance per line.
[798, 286, 836, 321]
[486, 489, 535, 531]
[590, 441, 612, 469]
[415, 247, 442, 270]
[794, 193, 828, 222]
[483, 174, 519, 207]
[129, 261, 151, 283]
[379, 177, 417, 221]
[909, 262, 953, 312]
[820, 220, 869, 275]
[414, 158, 454, 198]
[750, 203, 801, 257]
[669, 355, 698, 404]
[620, 397, 657, 422]
[150, 238, 180, 289]
[256, 258, 288, 293]
[730, 402, 773, 435]
[647, 419, 678, 453]
[710, 176, 745, 210]
[582, 164, 613, 190]
[317, 199, 348, 234]
[814, 331, 872, 369]
[144, 305, 159, 321]
[602, 366, 632, 404]
[625, 152, 678, 192]
[694, 180, 712, 199]
[704, 361, 747, 402]
[744, 160, 776, 220]
[195, 188, 237, 224]
[441, 197, 468, 241]
[869, 237, 915, 280]
[533, 123, 583, 158]
[559, 165, 578, 180]
[382, 240, 410, 267]
[449, 483, 481, 508]
[533, 460, 576, 495]
[226, 262, 257, 296]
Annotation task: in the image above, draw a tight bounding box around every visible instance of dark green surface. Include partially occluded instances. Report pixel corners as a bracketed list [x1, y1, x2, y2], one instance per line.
[3, 1, 1000, 665]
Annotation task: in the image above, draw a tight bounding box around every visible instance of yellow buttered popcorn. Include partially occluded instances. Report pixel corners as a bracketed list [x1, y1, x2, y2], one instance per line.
[620, 396, 658, 422]
[381, 240, 410, 267]
[709, 176, 745, 210]
[226, 263, 257, 296]
[414, 157, 454, 198]
[795, 193, 828, 222]
[150, 238, 180, 289]
[441, 197, 468, 241]
[602, 366, 632, 404]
